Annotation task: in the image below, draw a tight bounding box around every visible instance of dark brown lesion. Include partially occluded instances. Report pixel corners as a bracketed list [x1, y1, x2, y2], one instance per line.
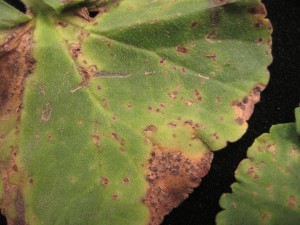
[0, 22, 35, 120]
[248, 3, 272, 34]
[142, 144, 213, 225]
[0, 23, 34, 225]
[232, 84, 265, 125]
[1, 147, 28, 225]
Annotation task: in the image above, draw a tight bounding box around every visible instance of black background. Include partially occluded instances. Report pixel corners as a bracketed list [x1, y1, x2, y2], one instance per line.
[1, 0, 300, 224]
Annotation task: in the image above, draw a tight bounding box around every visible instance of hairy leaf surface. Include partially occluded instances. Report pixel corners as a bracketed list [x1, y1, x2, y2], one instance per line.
[0, 0, 30, 31]
[217, 108, 300, 225]
[0, 0, 272, 224]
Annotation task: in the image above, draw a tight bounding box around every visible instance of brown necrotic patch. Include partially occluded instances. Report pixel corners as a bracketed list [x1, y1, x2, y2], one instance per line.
[0, 23, 34, 225]
[143, 146, 213, 225]
[1, 147, 28, 225]
[0, 23, 35, 121]
[70, 65, 98, 93]
[69, 43, 82, 59]
[176, 45, 188, 54]
[232, 84, 265, 125]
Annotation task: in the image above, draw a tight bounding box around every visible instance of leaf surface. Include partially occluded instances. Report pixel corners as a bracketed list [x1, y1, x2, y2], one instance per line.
[0, 0, 272, 224]
[42, 0, 85, 11]
[0, 0, 30, 31]
[296, 107, 300, 136]
[217, 109, 300, 225]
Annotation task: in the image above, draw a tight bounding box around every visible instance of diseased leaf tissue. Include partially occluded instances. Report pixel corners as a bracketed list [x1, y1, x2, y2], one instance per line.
[0, 0, 271, 224]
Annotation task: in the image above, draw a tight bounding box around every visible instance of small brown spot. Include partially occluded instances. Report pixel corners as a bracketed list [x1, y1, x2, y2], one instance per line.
[255, 22, 262, 28]
[168, 122, 177, 128]
[242, 97, 249, 104]
[206, 53, 217, 60]
[212, 133, 219, 139]
[168, 91, 178, 99]
[248, 3, 267, 16]
[112, 194, 119, 200]
[266, 144, 277, 154]
[76, 120, 83, 125]
[111, 132, 125, 145]
[106, 41, 112, 48]
[260, 212, 272, 220]
[266, 184, 272, 191]
[122, 177, 130, 184]
[191, 21, 198, 28]
[184, 100, 193, 106]
[78, 31, 90, 42]
[232, 202, 237, 208]
[235, 117, 244, 125]
[194, 89, 202, 101]
[12, 164, 18, 172]
[101, 98, 109, 108]
[47, 135, 53, 141]
[41, 103, 52, 122]
[247, 166, 259, 181]
[127, 104, 132, 109]
[100, 177, 109, 186]
[144, 125, 158, 133]
[120, 146, 125, 153]
[176, 45, 188, 54]
[0, 134, 5, 144]
[56, 20, 68, 27]
[159, 58, 166, 64]
[92, 133, 101, 146]
[69, 43, 82, 59]
[184, 120, 194, 126]
[288, 195, 297, 208]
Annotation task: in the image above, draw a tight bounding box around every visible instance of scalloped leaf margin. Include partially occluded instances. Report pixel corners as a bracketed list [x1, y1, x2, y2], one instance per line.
[217, 107, 300, 225]
[0, 0, 31, 30]
[0, 0, 272, 224]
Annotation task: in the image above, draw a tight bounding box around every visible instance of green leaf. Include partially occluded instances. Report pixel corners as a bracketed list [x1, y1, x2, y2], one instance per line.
[217, 118, 300, 224]
[0, 0, 272, 224]
[295, 107, 300, 136]
[23, 0, 99, 12]
[0, 0, 31, 30]
[42, 0, 85, 12]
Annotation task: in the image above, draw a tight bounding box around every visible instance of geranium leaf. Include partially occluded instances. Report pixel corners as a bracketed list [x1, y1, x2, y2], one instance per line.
[0, 0, 272, 224]
[0, 0, 30, 30]
[217, 108, 300, 225]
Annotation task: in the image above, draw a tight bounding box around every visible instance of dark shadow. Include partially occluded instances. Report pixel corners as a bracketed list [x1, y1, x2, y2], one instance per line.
[0, 210, 7, 225]
[88, 11, 99, 18]
[4, 0, 26, 13]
